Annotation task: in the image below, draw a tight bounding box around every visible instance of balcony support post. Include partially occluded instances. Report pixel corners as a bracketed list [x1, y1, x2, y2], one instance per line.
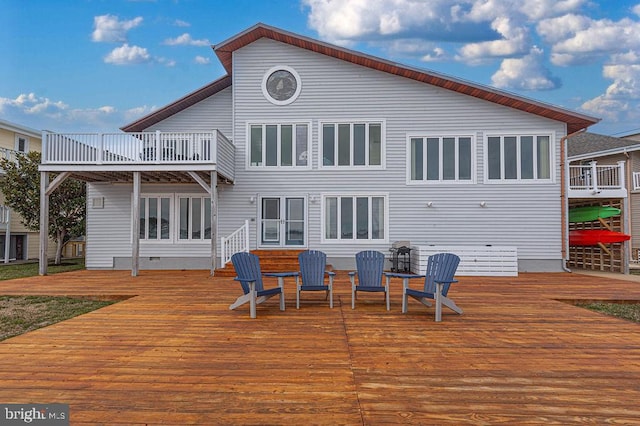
[132, 172, 141, 277]
[211, 171, 218, 276]
[39, 172, 49, 275]
[3, 207, 10, 264]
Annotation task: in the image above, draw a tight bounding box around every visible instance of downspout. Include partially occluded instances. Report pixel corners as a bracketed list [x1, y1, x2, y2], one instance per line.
[561, 128, 587, 273]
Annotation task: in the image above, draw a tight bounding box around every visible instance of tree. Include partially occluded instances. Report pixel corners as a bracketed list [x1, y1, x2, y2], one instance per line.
[0, 151, 85, 265]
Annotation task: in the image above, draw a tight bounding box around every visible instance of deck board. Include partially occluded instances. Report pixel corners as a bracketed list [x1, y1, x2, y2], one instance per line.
[0, 270, 639, 424]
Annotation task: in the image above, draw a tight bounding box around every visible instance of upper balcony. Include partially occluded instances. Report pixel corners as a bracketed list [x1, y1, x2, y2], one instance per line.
[568, 160, 627, 199]
[40, 130, 235, 182]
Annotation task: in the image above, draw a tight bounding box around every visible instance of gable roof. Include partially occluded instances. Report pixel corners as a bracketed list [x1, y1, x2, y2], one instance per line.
[121, 76, 231, 132]
[0, 118, 41, 139]
[122, 23, 598, 134]
[568, 131, 640, 160]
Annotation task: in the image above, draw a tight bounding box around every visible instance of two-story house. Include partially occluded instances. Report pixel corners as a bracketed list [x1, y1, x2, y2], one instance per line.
[38, 23, 599, 276]
[567, 132, 640, 272]
[0, 119, 45, 262]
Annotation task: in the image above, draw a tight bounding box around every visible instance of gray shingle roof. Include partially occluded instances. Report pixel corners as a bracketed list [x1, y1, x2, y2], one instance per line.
[567, 132, 640, 158]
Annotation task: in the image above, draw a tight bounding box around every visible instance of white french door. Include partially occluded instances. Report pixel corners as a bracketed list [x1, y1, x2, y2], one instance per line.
[260, 196, 306, 247]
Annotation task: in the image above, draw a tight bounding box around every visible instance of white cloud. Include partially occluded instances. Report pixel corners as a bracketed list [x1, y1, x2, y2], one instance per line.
[157, 57, 177, 67]
[421, 47, 446, 62]
[0, 92, 157, 133]
[457, 16, 529, 63]
[163, 33, 210, 47]
[582, 64, 640, 122]
[104, 44, 151, 65]
[538, 15, 640, 66]
[174, 19, 190, 27]
[303, 0, 586, 64]
[519, 0, 587, 20]
[491, 46, 560, 90]
[0, 93, 68, 116]
[536, 13, 591, 44]
[303, 0, 486, 45]
[633, 4, 640, 17]
[92, 14, 143, 43]
[194, 55, 211, 64]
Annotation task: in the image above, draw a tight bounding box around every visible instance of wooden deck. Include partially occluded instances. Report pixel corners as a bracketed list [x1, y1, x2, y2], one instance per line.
[1, 270, 639, 424]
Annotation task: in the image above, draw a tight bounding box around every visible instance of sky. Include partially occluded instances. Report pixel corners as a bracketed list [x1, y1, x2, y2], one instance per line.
[2, 0, 640, 136]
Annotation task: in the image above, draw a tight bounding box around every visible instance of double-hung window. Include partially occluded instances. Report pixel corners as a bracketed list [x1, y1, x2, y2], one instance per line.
[249, 123, 310, 167]
[486, 134, 552, 182]
[323, 194, 387, 242]
[409, 135, 473, 183]
[139, 195, 172, 241]
[15, 134, 29, 152]
[321, 122, 383, 167]
[178, 195, 212, 241]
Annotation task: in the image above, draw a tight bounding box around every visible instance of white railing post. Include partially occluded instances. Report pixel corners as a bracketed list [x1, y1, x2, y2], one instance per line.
[590, 161, 598, 193]
[98, 133, 104, 165]
[155, 130, 162, 163]
[211, 130, 217, 163]
[244, 219, 249, 253]
[41, 131, 48, 164]
[618, 160, 626, 189]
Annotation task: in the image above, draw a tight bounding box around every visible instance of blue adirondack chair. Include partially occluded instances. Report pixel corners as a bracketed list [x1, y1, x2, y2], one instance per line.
[386, 252, 462, 321]
[349, 250, 389, 310]
[297, 250, 335, 309]
[229, 252, 289, 318]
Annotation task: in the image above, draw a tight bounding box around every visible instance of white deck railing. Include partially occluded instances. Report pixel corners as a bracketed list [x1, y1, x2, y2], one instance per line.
[568, 161, 626, 196]
[42, 131, 222, 165]
[0, 205, 10, 227]
[221, 220, 250, 265]
[0, 147, 19, 163]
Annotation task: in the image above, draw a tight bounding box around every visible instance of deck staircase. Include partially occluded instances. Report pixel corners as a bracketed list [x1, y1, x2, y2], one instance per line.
[215, 249, 307, 277]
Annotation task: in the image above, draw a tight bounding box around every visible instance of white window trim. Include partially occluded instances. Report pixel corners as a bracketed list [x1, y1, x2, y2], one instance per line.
[133, 192, 213, 244]
[15, 134, 29, 152]
[318, 120, 386, 170]
[261, 65, 302, 106]
[246, 121, 312, 169]
[405, 133, 477, 185]
[176, 193, 212, 243]
[483, 131, 556, 184]
[257, 194, 309, 249]
[135, 193, 175, 244]
[320, 192, 389, 244]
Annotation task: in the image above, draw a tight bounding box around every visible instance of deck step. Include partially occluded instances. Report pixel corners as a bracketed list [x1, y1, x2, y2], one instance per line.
[215, 249, 332, 277]
[215, 249, 303, 277]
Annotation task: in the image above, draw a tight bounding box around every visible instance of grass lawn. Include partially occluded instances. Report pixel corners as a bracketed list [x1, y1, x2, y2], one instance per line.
[0, 258, 85, 281]
[578, 302, 640, 323]
[0, 295, 115, 341]
[0, 258, 117, 341]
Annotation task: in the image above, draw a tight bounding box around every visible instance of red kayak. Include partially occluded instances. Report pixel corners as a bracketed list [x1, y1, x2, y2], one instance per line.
[569, 230, 631, 246]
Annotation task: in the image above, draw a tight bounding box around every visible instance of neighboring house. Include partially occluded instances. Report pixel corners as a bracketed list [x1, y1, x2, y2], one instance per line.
[38, 23, 599, 276]
[0, 119, 46, 262]
[567, 132, 640, 271]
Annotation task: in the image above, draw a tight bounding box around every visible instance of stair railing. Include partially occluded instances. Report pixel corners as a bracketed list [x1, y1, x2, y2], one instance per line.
[221, 220, 250, 265]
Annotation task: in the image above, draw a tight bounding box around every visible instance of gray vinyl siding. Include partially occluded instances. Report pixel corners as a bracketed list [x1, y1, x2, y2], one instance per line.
[228, 38, 566, 263]
[146, 87, 233, 138]
[88, 37, 570, 269]
[86, 183, 213, 269]
[630, 153, 640, 256]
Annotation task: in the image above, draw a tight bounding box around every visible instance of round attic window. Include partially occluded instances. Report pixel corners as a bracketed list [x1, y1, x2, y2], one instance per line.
[262, 66, 301, 105]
